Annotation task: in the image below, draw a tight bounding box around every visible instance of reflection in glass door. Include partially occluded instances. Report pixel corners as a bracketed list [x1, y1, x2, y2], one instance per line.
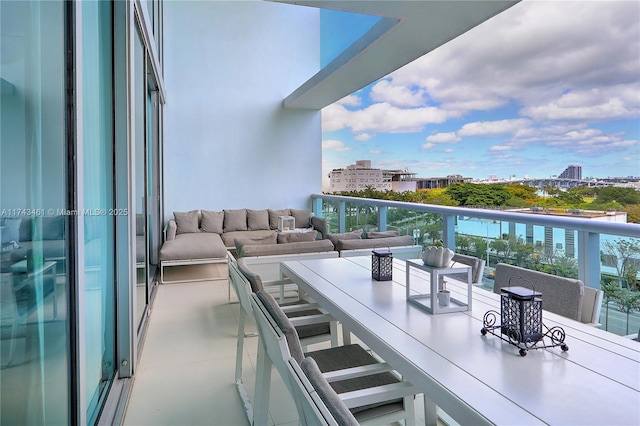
[81, 2, 116, 423]
[134, 26, 147, 331]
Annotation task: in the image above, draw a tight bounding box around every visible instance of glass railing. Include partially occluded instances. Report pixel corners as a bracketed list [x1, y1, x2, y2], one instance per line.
[312, 194, 640, 337]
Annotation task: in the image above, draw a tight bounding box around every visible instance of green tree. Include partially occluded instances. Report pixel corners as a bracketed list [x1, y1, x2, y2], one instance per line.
[445, 183, 511, 207]
[614, 289, 640, 335]
[602, 239, 640, 289]
[596, 187, 640, 206]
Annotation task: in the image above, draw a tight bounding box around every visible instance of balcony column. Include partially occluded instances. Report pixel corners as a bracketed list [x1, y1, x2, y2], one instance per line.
[442, 214, 455, 250]
[311, 197, 322, 217]
[578, 230, 600, 288]
[338, 201, 346, 233]
[378, 206, 387, 231]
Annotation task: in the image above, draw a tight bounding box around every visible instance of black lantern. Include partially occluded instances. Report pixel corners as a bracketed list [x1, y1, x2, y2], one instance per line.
[500, 286, 543, 343]
[372, 249, 393, 281]
[481, 280, 568, 356]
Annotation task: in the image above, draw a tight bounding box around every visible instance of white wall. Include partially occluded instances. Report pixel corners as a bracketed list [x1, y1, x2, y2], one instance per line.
[163, 1, 321, 217]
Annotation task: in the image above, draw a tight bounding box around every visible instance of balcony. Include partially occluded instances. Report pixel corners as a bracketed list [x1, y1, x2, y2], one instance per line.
[311, 193, 640, 337]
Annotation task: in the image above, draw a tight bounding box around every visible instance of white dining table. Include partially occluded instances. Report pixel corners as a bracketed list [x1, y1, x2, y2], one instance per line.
[280, 256, 640, 426]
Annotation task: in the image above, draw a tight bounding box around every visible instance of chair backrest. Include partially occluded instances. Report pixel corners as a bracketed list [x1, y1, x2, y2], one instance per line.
[494, 263, 585, 321]
[300, 357, 359, 426]
[237, 257, 264, 292]
[229, 261, 256, 320]
[581, 286, 604, 326]
[451, 253, 485, 284]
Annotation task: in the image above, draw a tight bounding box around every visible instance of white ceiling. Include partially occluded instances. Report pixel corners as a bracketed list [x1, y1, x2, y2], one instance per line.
[274, 0, 521, 110]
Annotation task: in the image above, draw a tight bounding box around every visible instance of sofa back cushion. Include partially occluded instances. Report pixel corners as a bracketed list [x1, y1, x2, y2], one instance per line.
[365, 230, 400, 239]
[201, 210, 224, 234]
[224, 209, 248, 232]
[277, 230, 317, 244]
[234, 232, 277, 257]
[268, 209, 290, 230]
[326, 229, 363, 246]
[291, 209, 312, 229]
[247, 209, 270, 231]
[174, 210, 200, 234]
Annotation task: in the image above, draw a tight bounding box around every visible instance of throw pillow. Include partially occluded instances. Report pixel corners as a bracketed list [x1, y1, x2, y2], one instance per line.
[365, 230, 400, 239]
[268, 209, 290, 230]
[224, 209, 248, 232]
[326, 229, 363, 246]
[174, 210, 200, 234]
[247, 209, 269, 231]
[277, 230, 317, 244]
[290, 208, 311, 228]
[201, 210, 224, 234]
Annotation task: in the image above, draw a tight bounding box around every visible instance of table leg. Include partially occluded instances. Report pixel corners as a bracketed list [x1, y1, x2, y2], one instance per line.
[423, 394, 438, 426]
[253, 341, 272, 426]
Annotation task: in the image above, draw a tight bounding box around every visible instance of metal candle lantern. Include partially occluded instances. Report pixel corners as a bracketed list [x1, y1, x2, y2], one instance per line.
[500, 286, 543, 343]
[481, 278, 568, 356]
[372, 248, 393, 281]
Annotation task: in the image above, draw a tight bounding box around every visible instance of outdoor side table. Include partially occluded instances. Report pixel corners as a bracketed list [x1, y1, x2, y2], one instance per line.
[406, 259, 472, 315]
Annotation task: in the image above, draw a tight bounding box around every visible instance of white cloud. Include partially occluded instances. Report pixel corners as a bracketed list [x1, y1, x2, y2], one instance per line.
[425, 132, 460, 143]
[323, 101, 457, 133]
[337, 94, 362, 107]
[322, 139, 352, 152]
[386, 1, 639, 121]
[369, 149, 382, 155]
[458, 119, 532, 137]
[490, 145, 512, 152]
[370, 79, 426, 107]
[444, 148, 455, 153]
[421, 143, 435, 150]
[354, 133, 374, 141]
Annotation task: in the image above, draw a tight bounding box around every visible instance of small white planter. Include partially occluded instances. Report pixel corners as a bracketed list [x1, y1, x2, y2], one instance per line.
[437, 290, 451, 306]
[422, 246, 455, 267]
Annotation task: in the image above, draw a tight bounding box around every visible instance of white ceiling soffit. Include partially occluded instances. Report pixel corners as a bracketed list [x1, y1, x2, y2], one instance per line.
[275, 0, 521, 110]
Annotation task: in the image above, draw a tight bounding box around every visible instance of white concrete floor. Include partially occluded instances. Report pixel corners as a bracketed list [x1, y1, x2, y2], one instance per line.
[123, 266, 432, 426]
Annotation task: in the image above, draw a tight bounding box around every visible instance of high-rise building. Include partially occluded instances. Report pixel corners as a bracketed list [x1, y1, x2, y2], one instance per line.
[559, 165, 582, 180]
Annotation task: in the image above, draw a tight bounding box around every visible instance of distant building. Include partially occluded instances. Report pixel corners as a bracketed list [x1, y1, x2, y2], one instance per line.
[558, 164, 582, 180]
[415, 174, 472, 189]
[327, 160, 417, 193]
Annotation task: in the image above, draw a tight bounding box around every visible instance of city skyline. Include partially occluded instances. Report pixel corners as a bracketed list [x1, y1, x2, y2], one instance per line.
[321, 1, 640, 190]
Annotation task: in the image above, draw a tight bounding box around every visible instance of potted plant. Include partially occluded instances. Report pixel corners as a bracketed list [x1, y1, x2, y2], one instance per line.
[437, 279, 451, 306]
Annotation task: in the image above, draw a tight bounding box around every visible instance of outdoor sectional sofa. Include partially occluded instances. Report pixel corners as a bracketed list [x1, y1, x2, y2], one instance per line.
[159, 208, 329, 283]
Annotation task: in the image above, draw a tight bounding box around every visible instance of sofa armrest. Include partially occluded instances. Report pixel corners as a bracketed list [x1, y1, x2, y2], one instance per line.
[310, 216, 328, 239]
[164, 219, 177, 241]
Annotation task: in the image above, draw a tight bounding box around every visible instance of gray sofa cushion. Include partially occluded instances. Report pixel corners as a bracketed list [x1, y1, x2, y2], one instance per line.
[327, 229, 363, 246]
[174, 210, 200, 234]
[159, 232, 226, 261]
[365, 230, 400, 239]
[221, 230, 277, 248]
[247, 209, 269, 231]
[268, 209, 290, 230]
[240, 239, 335, 258]
[201, 210, 224, 234]
[494, 263, 584, 321]
[291, 208, 312, 229]
[335, 235, 415, 252]
[234, 232, 278, 257]
[277, 230, 317, 244]
[224, 209, 247, 232]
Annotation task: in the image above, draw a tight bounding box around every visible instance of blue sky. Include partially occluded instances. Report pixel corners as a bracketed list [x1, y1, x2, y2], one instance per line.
[320, 1, 640, 189]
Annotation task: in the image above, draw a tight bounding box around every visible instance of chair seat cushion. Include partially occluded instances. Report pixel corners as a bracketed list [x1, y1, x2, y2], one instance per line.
[306, 344, 402, 414]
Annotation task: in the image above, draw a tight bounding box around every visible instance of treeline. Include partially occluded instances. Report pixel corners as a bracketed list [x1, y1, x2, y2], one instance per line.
[332, 183, 640, 223]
